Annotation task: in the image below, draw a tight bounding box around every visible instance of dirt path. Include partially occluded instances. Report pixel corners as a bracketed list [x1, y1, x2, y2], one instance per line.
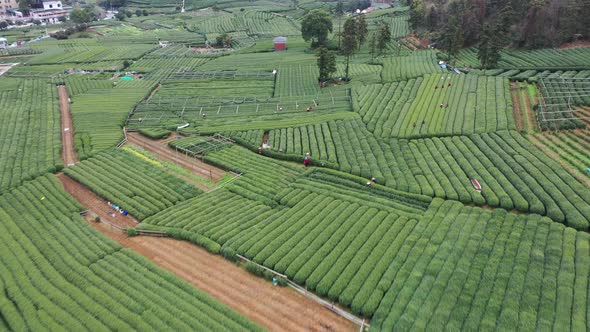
[521, 85, 539, 131]
[126, 132, 226, 183]
[57, 173, 139, 228]
[58, 86, 78, 166]
[94, 230, 357, 332]
[146, 84, 161, 102]
[510, 83, 524, 131]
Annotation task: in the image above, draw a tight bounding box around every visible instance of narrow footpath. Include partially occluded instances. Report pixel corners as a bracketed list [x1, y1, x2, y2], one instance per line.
[58, 85, 78, 166]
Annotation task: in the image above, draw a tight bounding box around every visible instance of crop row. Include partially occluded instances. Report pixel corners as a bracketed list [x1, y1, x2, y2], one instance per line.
[274, 65, 319, 97]
[457, 46, 590, 69]
[71, 87, 148, 159]
[0, 174, 261, 331]
[139, 189, 275, 251]
[0, 79, 61, 193]
[188, 10, 300, 37]
[128, 58, 210, 73]
[372, 198, 590, 330]
[355, 73, 515, 138]
[225, 191, 416, 317]
[27, 43, 156, 65]
[266, 123, 336, 163]
[532, 130, 590, 180]
[65, 76, 113, 96]
[204, 145, 303, 204]
[382, 50, 443, 82]
[390, 131, 590, 230]
[64, 149, 201, 219]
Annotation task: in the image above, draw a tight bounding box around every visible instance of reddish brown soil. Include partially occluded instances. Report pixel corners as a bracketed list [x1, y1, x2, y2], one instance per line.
[559, 41, 590, 49]
[58, 86, 78, 166]
[82, 211, 356, 332]
[510, 83, 525, 131]
[126, 132, 226, 184]
[57, 173, 139, 228]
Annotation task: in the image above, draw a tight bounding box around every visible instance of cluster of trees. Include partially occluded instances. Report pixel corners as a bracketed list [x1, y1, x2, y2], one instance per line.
[304, 9, 391, 82]
[115, 9, 148, 20]
[50, 23, 88, 39]
[410, 0, 590, 50]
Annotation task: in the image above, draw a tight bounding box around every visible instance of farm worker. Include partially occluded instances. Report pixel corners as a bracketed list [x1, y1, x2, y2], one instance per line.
[307, 106, 313, 112]
[107, 201, 112, 207]
[448, 83, 452, 87]
[440, 103, 443, 108]
[122, 210, 128, 216]
[421, 120, 426, 126]
[113, 204, 118, 210]
[371, 177, 377, 183]
[445, 104, 449, 108]
[366, 181, 372, 187]
[202, 113, 207, 118]
[435, 86, 438, 90]
[304, 156, 310, 167]
[278, 148, 283, 153]
[279, 106, 283, 112]
[258, 147, 262, 154]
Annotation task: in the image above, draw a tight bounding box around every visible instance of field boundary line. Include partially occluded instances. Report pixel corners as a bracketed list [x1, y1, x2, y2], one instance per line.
[236, 254, 369, 330]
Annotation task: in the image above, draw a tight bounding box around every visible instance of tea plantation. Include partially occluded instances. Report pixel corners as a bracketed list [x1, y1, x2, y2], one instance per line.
[1, 0, 590, 331]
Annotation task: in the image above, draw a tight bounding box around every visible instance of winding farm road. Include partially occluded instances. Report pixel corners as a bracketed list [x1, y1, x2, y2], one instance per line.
[58, 85, 78, 166]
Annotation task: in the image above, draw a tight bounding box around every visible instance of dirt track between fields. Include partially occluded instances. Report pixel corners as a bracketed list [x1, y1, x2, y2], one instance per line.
[58, 86, 78, 166]
[57, 173, 139, 228]
[103, 235, 357, 332]
[510, 83, 525, 131]
[126, 132, 226, 184]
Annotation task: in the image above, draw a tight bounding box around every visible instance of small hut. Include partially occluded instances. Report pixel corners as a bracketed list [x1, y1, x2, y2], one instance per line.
[273, 36, 287, 51]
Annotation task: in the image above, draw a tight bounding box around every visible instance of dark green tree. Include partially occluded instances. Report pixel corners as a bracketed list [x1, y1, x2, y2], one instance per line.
[440, 16, 464, 63]
[355, 14, 368, 49]
[17, 0, 32, 16]
[369, 33, 376, 60]
[341, 17, 357, 80]
[335, 1, 344, 48]
[71, 9, 92, 24]
[135, 9, 142, 16]
[477, 24, 502, 69]
[316, 46, 337, 81]
[301, 9, 333, 47]
[376, 20, 391, 56]
[409, 0, 426, 31]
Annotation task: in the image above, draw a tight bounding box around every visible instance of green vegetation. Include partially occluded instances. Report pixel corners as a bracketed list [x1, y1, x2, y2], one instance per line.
[0, 79, 61, 193]
[0, 174, 262, 331]
[355, 73, 515, 138]
[2, 2, 590, 330]
[64, 149, 201, 219]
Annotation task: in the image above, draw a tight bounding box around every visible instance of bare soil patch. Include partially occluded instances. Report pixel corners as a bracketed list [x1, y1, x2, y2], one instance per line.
[510, 82, 525, 131]
[58, 86, 78, 166]
[560, 41, 590, 49]
[57, 173, 139, 228]
[87, 221, 356, 332]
